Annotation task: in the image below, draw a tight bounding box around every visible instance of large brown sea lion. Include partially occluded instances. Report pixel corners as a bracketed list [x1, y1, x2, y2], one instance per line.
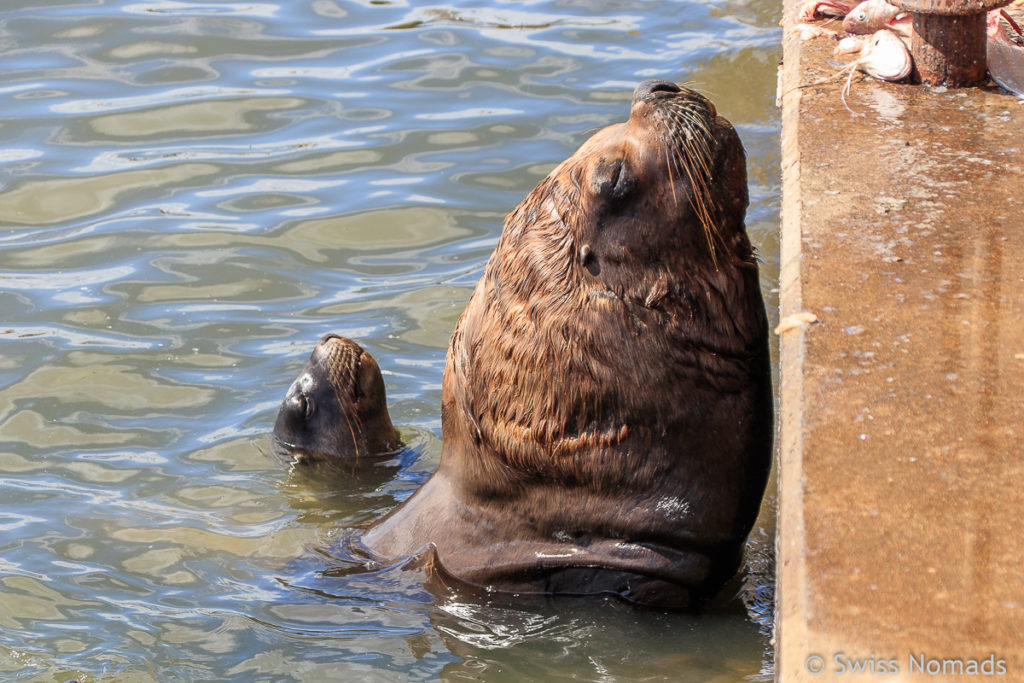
[273, 80, 773, 608]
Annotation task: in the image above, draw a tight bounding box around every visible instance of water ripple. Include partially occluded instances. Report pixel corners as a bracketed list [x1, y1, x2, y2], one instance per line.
[50, 85, 292, 114]
[0, 265, 135, 290]
[75, 132, 378, 172]
[0, 326, 159, 349]
[122, 1, 281, 17]
[251, 48, 437, 81]
[0, 512, 47, 533]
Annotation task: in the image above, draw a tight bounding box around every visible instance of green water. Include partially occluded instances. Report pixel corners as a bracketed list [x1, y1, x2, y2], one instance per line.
[0, 1, 781, 680]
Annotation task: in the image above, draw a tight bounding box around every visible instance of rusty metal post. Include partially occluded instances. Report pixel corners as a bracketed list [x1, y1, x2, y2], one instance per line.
[897, 0, 1012, 86]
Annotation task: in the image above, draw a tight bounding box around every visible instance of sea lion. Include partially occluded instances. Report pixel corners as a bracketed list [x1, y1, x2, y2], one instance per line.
[275, 80, 773, 608]
[273, 333, 401, 466]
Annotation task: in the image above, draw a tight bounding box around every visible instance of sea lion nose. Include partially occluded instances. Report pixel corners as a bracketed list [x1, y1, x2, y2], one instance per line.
[632, 79, 681, 105]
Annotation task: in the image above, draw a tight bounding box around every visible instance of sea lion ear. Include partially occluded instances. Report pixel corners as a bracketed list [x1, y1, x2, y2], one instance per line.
[579, 243, 600, 276]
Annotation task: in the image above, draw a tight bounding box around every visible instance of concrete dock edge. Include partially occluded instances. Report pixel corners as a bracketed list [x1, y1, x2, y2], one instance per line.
[776, 4, 1024, 680]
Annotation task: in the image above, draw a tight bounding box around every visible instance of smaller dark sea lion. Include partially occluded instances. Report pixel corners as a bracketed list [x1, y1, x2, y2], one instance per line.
[273, 333, 401, 465]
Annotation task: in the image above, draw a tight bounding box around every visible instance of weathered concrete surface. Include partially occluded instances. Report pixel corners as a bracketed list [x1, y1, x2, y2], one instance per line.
[777, 6, 1024, 681]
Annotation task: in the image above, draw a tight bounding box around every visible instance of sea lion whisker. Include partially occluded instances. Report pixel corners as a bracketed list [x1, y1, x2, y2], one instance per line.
[664, 137, 680, 208]
[670, 134, 724, 262]
[665, 100, 707, 122]
[665, 109, 712, 150]
[677, 80, 716, 98]
[343, 401, 362, 458]
[653, 110, 681, 207]
[677, 130, 712, 176]
[672, 133, 711, 201]
[659, 132, 692, 214]
[670, 146, 719, 262]
[330, 348, 365, 459]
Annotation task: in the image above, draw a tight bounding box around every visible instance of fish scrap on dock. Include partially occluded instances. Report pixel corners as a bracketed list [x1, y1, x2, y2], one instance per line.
[787, 0, 1024, 100]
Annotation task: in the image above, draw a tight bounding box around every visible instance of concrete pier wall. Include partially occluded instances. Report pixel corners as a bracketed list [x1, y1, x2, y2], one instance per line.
[776, 5, 1024, 680]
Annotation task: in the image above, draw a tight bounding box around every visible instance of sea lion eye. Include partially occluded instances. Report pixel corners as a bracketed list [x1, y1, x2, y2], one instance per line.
[591, 159, 631, 199]
[295, 393, 314, 420]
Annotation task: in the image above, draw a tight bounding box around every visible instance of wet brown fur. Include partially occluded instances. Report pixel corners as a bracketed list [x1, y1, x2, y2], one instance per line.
[358, 82, 773, 606]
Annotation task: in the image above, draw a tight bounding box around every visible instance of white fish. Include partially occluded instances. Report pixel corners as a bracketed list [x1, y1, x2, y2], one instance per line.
[843, 0, 912, 38]
[840, 30, 912, 113]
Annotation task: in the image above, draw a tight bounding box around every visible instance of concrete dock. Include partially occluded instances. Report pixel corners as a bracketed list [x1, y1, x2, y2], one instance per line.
[777, 6, 1024, 681]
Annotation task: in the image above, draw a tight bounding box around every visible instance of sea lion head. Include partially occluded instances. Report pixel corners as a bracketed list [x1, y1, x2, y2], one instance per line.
[529, 79, 751, 294]
[273, 334, 401, 464]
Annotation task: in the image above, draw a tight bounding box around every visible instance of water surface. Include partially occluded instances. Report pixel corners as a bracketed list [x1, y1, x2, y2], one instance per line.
[0, 1, 781, 680]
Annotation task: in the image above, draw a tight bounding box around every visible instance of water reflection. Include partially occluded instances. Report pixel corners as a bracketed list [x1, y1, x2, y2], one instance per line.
[431, 597, 766, 680]
[0, 0, 780, 679]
